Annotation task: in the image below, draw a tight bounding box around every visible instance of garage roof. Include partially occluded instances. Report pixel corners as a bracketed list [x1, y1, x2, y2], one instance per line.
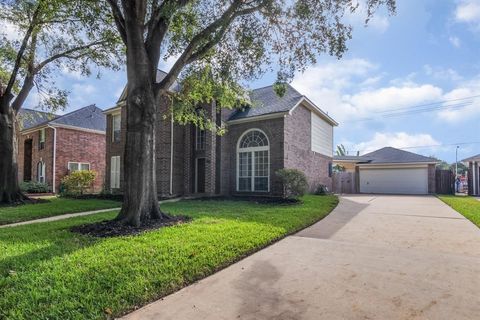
[362, 147, 438, 164]
[462, 154, 480, 162]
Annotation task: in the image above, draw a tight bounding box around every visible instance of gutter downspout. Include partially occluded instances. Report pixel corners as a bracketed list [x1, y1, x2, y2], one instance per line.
[170, 112, 174, 195]
[47, 125, 57, 193]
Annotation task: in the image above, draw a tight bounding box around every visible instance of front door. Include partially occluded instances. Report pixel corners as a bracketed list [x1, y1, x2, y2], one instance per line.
[196, 158, 206, 193]
[23, 139, 33, 181]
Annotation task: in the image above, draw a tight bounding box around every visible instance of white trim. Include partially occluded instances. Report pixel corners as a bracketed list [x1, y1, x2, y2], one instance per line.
[236, 128, 270, 192]
[103, 103, 124, 115]
[170, 113, 174, 195]
[357, 162, 436, 168]
[22, 124, 105, 135]
[110, 156, 121, 189]
[67, 161, 91, 171]
[289, 97, 338, 126]
[227, 112, 288, 125]
[47, 125, 57, 193]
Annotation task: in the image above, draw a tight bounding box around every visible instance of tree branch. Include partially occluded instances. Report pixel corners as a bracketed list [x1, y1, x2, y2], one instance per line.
[106, 0, 127, 44]
[34, 40, 108, 72]
[4, 4, 40, 100]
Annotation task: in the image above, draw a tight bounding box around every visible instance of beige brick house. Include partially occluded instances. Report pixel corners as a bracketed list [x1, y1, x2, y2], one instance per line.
[104, 71, 337, 197]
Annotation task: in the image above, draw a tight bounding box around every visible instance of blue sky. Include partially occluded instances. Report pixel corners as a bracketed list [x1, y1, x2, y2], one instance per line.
[26, 0, 480, 163]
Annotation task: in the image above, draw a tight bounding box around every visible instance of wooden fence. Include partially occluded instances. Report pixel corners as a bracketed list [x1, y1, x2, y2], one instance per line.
[435, 169, 455, 195]
[332, 172, 357, 194]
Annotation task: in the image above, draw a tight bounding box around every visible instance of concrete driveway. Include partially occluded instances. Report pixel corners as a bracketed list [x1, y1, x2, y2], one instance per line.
[122, 195, 480, 320]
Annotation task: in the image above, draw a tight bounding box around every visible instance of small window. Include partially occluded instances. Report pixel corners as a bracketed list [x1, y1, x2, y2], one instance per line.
[328, 162, 333, 178]
[37, 161, 45, 183]
[112, 114, 121, 143]
[110, 156, 120, 189]
[39, 128, 45, 150]
[195, 127, 205, 150]
[68, 162, 90, 172]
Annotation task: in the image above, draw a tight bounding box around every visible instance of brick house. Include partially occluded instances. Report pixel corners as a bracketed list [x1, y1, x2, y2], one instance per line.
[17, 105, 106, 193]
[104, 71, 337, 197]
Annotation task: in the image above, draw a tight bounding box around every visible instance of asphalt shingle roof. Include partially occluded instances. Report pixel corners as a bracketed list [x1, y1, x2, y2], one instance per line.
[334, 155, 372, 162]
[19, 105, 105, 132]
[228, 84, 303, 121]
[462, 154, 480, 162]
[362, 147, 438, 164]
[18, 109, 56, 130]
[50, 105, 106, 131]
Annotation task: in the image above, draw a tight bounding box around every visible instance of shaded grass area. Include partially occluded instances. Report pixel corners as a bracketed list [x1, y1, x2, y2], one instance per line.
[0, 195, 337, 320]
[438, 195, 480, 228]
[0, 198, 121, 225]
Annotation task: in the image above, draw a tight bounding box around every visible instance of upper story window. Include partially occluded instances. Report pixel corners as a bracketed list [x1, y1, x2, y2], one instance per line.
[112, 113, 121, 143]
[39, 128, 45, 150]
[68, 162, 90, 172]
[237, 129, 270, 192]
[196, 127, 206, 150]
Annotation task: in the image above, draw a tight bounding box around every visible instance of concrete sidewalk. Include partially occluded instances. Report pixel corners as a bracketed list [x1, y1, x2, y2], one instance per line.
[122, 195, 480, 320]
[0, 197, 182, 228]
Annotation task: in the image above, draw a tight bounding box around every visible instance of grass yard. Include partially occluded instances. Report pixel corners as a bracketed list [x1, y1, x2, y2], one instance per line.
[0, 195, 337, 320]
[438, 195, 480, 228]
[0, 197, 121, 225]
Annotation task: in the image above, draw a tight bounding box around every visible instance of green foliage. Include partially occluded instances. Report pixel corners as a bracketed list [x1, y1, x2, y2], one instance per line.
[60, 170, 97, 196]
[0, 0, 123, 112]
[0, 197, 121, 225]
[314, 184, 329, 195]
[439, 196, 480, 228]
[19, 181, 50, 193]
[336, 144, 347, 156]
[276, 168, 309, 199]
[0, 195, 338, 319]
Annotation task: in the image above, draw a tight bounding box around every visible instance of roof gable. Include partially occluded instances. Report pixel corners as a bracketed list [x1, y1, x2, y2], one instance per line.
[228, 84, 303, 121]
[362, 147, 438, 164]
[50, 105, 106, 132]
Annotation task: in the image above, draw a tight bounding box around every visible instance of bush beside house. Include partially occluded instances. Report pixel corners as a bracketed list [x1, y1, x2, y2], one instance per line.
[61, 170, 97, 196]
[276, 168, 308, 199]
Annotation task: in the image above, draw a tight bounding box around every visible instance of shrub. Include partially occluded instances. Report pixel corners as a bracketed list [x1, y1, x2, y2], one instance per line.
[276, 168, 308, 199]
[61, 170, 97, 196]
[19, 181, 50, 193]
[314, 184, 329, 195]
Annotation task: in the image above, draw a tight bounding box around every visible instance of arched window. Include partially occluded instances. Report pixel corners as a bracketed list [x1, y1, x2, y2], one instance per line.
[37, 161, 45, 183]
[237, 129, 269, 192]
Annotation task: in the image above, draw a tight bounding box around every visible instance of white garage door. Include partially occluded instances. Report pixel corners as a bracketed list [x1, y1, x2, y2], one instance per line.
[359, 167, 428, 195]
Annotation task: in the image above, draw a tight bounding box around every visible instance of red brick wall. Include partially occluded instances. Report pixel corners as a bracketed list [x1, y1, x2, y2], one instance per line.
[284, 104, 333, 192]
[54, 127, 106, 193]
[18, 128, 55, 188]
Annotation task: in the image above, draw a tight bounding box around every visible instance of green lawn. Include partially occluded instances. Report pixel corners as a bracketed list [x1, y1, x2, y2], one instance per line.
[438, 195, 480, 228]
[0, 198, 121, 225]
[0, 195, 337, 320]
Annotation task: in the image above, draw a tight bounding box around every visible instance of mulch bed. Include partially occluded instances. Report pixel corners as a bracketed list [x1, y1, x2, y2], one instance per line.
[70, 215, 190, 238]
[193, 196, 302, 205]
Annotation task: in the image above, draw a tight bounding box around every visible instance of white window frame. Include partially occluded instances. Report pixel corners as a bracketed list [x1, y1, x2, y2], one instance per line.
[110, 156, 120, 189]
[112, 113, 121, 143]
[67, 162, 90, 172]
[37, 161, 46, 183]
[195, 126, 206, 150]
[39, 128, 45, 150]
[236, 128, 270, 192]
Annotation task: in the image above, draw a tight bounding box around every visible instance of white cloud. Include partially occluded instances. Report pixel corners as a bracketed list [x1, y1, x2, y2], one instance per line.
[449, 36, 461, 48]
[437, 77, 480, 122]
[292, 59, 443, 123]
[454, 0, 480, 30]
[159, 54, 179, 72]
[354, 132, 440, 155]
[368, 15, 390, 33]
[68, 83, 97, 108]
[423, 65, 463, 82]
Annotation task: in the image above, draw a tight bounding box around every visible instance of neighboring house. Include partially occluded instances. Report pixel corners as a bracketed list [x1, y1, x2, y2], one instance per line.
[333, 147, 438, 195]
[462, 154, 480, 196]
[104, 70, 337, 197]
[17, 105, 106, 193]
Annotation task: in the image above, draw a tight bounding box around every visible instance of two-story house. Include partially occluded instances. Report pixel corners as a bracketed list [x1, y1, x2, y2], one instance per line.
[17, 105, 106, 193]
[104, 71, 337, 197]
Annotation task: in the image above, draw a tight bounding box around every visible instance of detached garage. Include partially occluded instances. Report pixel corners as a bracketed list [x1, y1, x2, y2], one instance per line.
[334, 147, 438, 195]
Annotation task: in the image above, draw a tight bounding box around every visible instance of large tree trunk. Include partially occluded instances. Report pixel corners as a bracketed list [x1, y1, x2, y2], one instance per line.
[114, 9, 168, 226]
[0, 98, 26, 204]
